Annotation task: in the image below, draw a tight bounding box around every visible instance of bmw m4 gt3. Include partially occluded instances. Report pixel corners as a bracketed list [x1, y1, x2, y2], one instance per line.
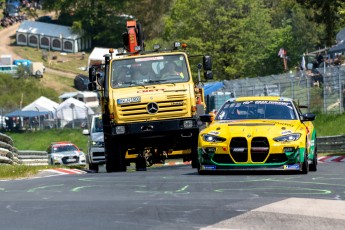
[197, 96, 317, 174]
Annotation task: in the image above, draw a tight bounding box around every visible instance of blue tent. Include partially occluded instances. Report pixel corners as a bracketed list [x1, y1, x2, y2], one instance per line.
[328, 41, 345, 54]
[5, 110, 51, 118]
[203, 81, 224, 96]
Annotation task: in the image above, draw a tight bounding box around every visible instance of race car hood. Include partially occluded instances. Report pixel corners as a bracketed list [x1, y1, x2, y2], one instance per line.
[53, 151, 82, 157]
[203, 119, 305, 138]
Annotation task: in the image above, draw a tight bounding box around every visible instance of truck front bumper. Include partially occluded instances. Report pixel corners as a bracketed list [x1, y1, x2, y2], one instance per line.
[108, 118, 199, 149]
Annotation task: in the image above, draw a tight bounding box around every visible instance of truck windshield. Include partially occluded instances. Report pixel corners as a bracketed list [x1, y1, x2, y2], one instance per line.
[110, 54, 190, 88]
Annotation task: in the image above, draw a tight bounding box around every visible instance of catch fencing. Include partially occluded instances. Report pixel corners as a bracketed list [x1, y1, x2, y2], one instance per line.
[206, 66, 345, 114]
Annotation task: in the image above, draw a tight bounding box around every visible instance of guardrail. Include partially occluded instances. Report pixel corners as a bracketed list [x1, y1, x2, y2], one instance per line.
[0, 132, 19, 165]
[17, 150, 48, 166]
[0, 132, 48, 165]
[0, 132, 343, 166]
[317, 135, 345, 153]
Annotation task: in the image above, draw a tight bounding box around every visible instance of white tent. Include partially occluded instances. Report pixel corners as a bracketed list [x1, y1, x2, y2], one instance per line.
[16, 20, 91, 53]
[56, 97, 94, 127]
[88, 47, 118, 68]
[22, 96, 59, 116]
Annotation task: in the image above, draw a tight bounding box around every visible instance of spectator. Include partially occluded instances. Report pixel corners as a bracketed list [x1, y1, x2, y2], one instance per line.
[316, 53, 324, 67]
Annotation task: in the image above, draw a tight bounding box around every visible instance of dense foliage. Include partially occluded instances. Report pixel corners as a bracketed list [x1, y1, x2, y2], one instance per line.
[38, 0, 345, 79]
[0, 74, 59, 111]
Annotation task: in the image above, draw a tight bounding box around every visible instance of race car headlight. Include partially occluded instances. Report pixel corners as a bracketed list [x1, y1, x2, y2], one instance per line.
[273, 133, 301, 142]
[53, 155, 62, 159]
[202, 134, 226, 143]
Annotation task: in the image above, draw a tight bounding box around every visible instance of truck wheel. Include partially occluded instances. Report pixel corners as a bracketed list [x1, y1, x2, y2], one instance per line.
[89, 163, 99, 172]
[105, 140, 127, 172]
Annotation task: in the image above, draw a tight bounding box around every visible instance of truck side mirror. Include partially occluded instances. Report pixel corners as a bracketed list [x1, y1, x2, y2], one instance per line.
[203, 55, 212, 71]
[89, 66, 96, 82]
[88, 82, 97, 91]
[204, 70, 213, 80]
[96, 72, 104, 87]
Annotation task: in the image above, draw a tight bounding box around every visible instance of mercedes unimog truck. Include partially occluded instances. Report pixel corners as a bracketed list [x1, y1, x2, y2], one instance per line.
[88, 20, 213, 172]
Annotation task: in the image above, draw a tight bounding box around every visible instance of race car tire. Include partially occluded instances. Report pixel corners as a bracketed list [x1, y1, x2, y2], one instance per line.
[309, 151, 317, 171]
[301, 153, 309, 174]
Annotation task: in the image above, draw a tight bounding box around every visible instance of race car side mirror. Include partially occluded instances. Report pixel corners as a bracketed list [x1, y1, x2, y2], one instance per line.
[301, 113, 315, 121]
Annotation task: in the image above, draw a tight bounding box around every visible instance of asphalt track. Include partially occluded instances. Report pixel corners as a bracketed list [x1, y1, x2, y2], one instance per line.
[1, 159, 344, 230]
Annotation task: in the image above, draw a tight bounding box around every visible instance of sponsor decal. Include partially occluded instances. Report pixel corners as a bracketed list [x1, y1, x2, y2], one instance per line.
[284, 164, 300, 170]
[137, 89, 165, 93]
[117, 96, 141, 104]
[209, 131, 220, 135]
[135, 56, 164, 61]
[171, 101, 184, 106]
[281, 130, 292, 135]
[233, 148, 245, 152]
[271, 121, 294, 127]
[204, 165, 216, 170]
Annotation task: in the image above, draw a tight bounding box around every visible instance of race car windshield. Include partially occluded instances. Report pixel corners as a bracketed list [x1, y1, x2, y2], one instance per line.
[53, 145, 79, 153]
[216, 100, 297, 120]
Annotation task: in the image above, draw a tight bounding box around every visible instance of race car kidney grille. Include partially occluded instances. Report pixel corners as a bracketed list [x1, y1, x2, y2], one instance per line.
[230, 137, 248, 162]
[251, 137, 269, 162]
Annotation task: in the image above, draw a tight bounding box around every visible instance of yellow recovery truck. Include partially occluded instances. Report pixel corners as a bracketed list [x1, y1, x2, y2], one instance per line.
[88, 21, 213, 172]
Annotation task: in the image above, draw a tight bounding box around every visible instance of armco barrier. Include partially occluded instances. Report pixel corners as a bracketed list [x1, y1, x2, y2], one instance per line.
[317, 135, 345, 153]
[0, 133, 48, 166]
[17, 150, 48, 166]
[1, 132, 344, 166]
[0, 132, 17, 165]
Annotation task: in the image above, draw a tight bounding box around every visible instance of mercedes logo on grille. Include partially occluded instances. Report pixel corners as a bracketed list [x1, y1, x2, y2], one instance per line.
[147, 102, 159, 114]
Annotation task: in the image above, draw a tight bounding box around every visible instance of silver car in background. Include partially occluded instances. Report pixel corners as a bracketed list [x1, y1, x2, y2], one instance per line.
[82, 114, 105, 172]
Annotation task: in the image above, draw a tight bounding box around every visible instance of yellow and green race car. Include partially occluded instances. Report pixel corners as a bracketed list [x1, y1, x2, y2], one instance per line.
[197, 96, 317, 174]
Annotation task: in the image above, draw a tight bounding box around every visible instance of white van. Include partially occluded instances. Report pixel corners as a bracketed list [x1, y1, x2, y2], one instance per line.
[0, 65, 19, 78]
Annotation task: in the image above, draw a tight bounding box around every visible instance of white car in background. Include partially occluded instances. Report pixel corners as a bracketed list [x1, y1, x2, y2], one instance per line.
[47, 142, 86, 166]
